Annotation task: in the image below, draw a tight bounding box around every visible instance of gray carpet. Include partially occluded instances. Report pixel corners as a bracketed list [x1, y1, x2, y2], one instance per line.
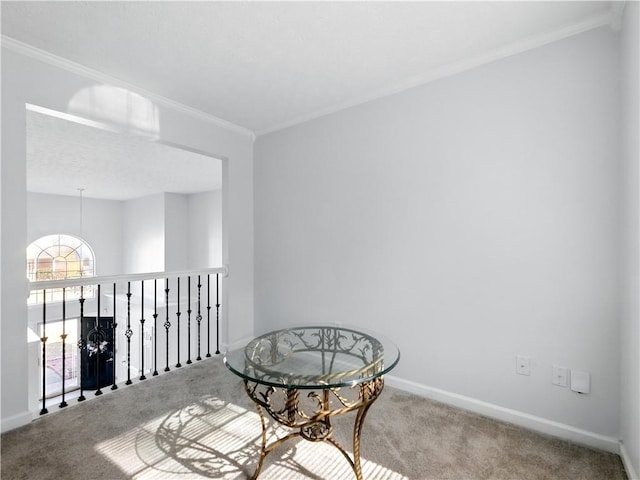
[0, 357, 627, 479]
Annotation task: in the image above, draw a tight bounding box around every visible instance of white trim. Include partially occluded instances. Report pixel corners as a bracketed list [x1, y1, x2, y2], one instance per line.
[621, 443, 640, 480]
[256, 10, 613, 137]
[1, 410, 33, 433]
[27, 103, 229, 163]
[385, 375, 621, 454]
[28, 266, 227, 291]
[1, 35, 254, 138]
[26, 103, 125, 135]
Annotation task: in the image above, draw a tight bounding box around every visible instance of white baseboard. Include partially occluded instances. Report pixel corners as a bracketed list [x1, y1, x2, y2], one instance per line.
[621, 443, 640, 480]
[1, 410, 32, 433]
[385, 375, 621, 454]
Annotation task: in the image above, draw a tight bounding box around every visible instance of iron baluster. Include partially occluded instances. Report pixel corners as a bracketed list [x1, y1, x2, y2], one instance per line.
[59, 288, 68, 408]
[40, 291, 48, 415]
[140, 280, 146, 380]
[111, 283, 118, 391]
[153, 279, 159, 376]
[29, 270, 222, 413]
[196, 275, 202, 361]
[125, 282, 133, 385]
[78, 287, 86, 402]
[95, 285, 103, 396]
[206, 274, 211, 357]
[164, 278, 171, 372]
[216, 273, 220, 355]
[175, 277, 181, 368]
[186, 276, 192, 364]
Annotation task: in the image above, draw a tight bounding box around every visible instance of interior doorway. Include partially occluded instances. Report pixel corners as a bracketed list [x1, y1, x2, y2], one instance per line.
[26, 103, 225, 412]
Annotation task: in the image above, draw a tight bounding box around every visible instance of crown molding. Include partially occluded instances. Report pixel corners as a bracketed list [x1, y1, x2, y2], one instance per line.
[1, 4, 614, 141]
[610, 1, 627, 32]
[256, 9, 613, 137]
[1, 35, 255, 139]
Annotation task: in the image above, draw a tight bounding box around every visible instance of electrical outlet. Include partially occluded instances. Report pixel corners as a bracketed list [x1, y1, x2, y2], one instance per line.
[552, 365, 568, 387]
[516, 355, 530, 376]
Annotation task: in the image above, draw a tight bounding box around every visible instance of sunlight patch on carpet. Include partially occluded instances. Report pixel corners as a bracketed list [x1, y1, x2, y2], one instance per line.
[95, 396, 407, 479]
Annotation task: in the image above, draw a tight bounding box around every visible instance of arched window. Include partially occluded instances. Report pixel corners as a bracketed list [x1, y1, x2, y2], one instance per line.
[27, 234, 95, 304]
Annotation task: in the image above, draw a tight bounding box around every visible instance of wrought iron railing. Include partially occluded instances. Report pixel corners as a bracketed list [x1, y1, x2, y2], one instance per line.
[28, 267, 226, 415]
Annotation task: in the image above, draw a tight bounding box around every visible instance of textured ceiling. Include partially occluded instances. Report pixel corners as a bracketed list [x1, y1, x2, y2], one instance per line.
[27, 109, 222, 201]
[3, 1, 619, 200]
[2, 1, 616, 134]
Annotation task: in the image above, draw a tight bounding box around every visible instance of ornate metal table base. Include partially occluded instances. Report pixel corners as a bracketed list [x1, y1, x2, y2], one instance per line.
[245, 376, 385, 480]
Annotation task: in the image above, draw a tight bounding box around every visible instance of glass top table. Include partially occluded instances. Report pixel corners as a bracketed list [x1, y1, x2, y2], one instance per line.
[224, 325, 400, 480]
[224, 325, 400, 389]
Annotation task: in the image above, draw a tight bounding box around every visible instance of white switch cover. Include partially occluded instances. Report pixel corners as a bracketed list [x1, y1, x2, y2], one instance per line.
[570, 370, 590, 394]
[552, 365, 569, 387]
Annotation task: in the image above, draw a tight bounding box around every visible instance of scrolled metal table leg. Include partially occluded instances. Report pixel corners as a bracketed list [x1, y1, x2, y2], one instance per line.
[352, 402, 374, 480]
[250, 404, 268, 480]
[250, 400, 302, 479]
[246, 378, 385, 480]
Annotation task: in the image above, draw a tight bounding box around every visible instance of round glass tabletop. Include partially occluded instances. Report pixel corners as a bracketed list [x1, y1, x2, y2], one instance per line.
[224, 325, 400, 389]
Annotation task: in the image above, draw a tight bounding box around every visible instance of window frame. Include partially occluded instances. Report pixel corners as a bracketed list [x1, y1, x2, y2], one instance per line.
[27, 234, 96, 305]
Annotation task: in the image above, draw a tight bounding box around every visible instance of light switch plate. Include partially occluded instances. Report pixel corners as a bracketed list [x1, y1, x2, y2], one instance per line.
[552, 365, 569, 387]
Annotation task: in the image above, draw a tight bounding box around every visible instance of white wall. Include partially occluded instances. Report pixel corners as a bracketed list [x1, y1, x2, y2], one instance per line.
[124, 190, 222, 272]
[27, 192, 123, 275]
[24, 190, 222, 409]
[620, 1, 640, 477]
[1, 47, 254, 431]
[164, 193, 189, 271]
[188, 189, 223, 268]
[254, 27, 621, 441]
[122, 193, 165, 274]
[27, 190, 221, 276]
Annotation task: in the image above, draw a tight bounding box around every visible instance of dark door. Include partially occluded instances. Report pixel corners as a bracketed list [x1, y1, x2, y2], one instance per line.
[81, 316, 114, 390]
